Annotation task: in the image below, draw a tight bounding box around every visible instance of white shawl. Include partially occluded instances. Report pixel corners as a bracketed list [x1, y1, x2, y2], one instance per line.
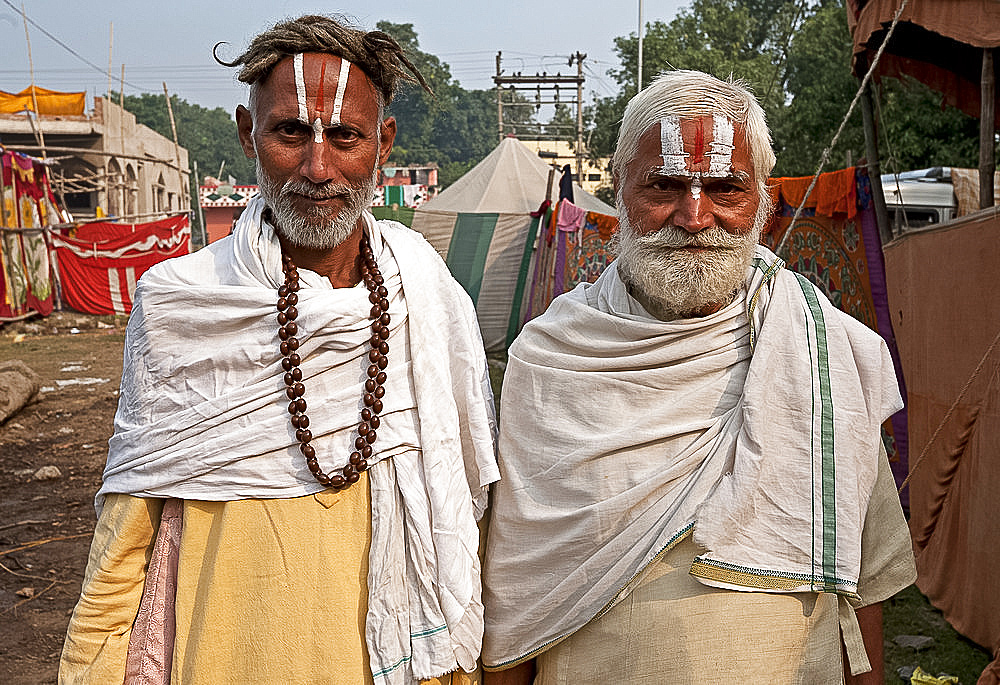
[482, 245, 902, 667]
[100, 197, 500, 684]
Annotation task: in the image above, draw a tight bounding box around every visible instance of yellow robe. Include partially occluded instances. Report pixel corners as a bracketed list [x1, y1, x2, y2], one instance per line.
[60, 472, 479, 684]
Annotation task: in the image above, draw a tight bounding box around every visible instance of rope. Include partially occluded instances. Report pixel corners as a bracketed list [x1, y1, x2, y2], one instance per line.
[897, 325, 1000, 494]
[774, 0, 912, 257]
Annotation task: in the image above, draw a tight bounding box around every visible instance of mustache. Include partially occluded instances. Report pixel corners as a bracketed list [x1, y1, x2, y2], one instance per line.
[629, 224, 749, 250]
[279, 180, 355, 200]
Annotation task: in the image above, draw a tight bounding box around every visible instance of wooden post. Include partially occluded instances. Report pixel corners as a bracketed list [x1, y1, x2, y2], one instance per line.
[980, 48, 995, 210]
[20, 3, 46, 159]
[859, 77, 892, 243]
[162, 83, 186, 213]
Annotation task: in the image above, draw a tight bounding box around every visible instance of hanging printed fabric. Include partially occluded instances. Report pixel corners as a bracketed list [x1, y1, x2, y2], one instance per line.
[524, 198, 618, 323]
[0, 151, 61, 321]
[50, 214, 190, 315]
[765, 166, 909, 504]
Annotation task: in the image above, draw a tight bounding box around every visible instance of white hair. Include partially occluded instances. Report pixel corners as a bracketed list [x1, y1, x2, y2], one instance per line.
[612, 70, 775, 205]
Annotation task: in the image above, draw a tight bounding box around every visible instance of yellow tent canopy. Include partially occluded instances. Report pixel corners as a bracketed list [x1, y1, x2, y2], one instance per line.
[0, 86, 86, 116]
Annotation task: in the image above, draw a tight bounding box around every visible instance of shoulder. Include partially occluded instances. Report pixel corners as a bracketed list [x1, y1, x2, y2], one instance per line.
[141, 236, 235, 288]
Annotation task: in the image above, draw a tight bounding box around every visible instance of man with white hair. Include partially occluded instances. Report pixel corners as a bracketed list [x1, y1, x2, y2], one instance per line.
[481, 70, 914, 684]
[60, 15, 498, 685]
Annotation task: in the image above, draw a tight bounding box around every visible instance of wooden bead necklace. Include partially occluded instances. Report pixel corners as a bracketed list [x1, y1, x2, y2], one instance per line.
[277, 233, 391, 488]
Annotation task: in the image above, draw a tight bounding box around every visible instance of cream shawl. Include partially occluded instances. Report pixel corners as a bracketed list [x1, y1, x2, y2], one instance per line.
[482, 245, 902, 667]
[99, 197, 500, 684]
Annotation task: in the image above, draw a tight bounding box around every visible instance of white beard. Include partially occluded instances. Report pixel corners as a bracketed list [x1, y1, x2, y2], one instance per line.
[614, 195, 768, 321]
[255, 160, 378, 250]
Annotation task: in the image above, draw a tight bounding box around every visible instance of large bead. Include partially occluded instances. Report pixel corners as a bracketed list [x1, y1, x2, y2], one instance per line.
[301, 443, 315, 458]
[331, 475, 346, 488]
[284, 372, 295, 386]
[370, 415, 380, 429]
[365, 379, 376, 393]
[298, 415, 310, 428]
[286, 292, 298, 306]
[345, 470, 361, 484]
[355, 437, 366, 449]
[361, 408, 372, 421]
[287, 337, 300, 351]
[292, 382, 305, 397]
[372, 399, 384, 413]
[277, 312, 288, 325]
[356, 459, 369, 472]
[378, 341, 389, 355]
[277, 297, 288, 310]
[361, 445, 373, 458]
[376, 372, 387, 385]
[358, 423, 370, 436]
[365, 430, 377, 444]
[285, 321, 298, 336]
[376, 286, 388, 298]
[278, 285, 289, 298]
[290, 367, 302, 381]
[282, 358, 293, 371]
[286, 306, 298, 320]
[288, 353, 301, 367]
[374, 386, 385, 399]
[376, 356, 388, 370]
[367, 365, 379, 379]
[379, 313, 391, 326]
[295, 398, 307, 412]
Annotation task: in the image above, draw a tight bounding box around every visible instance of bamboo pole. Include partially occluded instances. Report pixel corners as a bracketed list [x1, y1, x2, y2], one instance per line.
[20, 3, 45, 159]
[980, 48, 995, 210]
[162, 83, 186, 212]
[107, 22, 114, 99]
[859, 77, 892, 243]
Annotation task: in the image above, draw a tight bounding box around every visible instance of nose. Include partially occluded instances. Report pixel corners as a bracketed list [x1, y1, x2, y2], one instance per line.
[673, 184, 714, 233]
[299, 137, 338, 185]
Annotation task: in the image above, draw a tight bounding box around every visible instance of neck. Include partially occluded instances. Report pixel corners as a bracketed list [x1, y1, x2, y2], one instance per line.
[277, 221, 365, 288]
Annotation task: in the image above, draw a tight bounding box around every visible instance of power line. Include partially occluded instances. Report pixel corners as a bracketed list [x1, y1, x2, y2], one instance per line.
[2, 0, 145, 91]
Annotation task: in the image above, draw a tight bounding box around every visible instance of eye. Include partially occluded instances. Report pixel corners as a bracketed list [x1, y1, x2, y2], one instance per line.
[327, 126, 361, 143]
[649, 178, 685, 192]
[274, 121, 308, 137]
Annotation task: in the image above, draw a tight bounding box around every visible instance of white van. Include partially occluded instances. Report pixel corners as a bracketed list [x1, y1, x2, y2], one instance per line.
[880, 167, 956, 235]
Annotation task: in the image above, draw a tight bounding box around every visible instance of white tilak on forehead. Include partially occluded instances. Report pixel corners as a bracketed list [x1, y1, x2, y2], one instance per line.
[330, 59, 351, 127]
[293, 53, 353, 144]
[708, 115, 735, 175]
[294, 53, 309, 124]
[655, 114, 737, 201]
[658, 115, 688, 176]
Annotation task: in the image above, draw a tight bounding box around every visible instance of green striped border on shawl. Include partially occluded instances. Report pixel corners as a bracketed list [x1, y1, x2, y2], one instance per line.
[793, 271, 838, 592]
[445, 213, 499, 302]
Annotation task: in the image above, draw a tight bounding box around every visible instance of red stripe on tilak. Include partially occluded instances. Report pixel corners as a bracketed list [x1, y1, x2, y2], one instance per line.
[315, 60, 327, 115]
[692, 119, 705, 165]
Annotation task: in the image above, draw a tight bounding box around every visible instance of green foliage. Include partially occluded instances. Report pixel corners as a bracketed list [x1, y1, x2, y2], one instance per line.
[591, 0, 985, 179]
[120, 93, 254, 184]
[377, 22, 500, 184]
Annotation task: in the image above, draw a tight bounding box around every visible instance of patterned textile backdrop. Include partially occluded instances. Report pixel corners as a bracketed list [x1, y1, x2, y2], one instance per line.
[765, 167, 910, 504]
[1, 151, 62, 321]
[524, 199, 618, 322]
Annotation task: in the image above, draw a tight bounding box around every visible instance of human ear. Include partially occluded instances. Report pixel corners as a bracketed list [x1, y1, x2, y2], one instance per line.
[236, 105, 256, 159]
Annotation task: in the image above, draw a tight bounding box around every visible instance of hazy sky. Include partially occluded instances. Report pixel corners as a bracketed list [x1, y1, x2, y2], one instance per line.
[1, 0, 688, 117]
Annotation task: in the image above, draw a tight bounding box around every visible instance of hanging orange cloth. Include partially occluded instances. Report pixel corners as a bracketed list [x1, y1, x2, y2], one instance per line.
[772, 167, 858, 220]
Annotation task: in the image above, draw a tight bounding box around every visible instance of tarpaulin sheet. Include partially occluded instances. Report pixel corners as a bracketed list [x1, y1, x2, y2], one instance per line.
[51, 215, 190, 316]
[0, 86, 86, 116]
[1, 151, 60, 321]
[883, 208, 1000, 683]
[848, 0, 1000, 126]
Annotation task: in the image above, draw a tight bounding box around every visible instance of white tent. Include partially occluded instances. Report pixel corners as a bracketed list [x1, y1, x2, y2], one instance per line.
[412, 137, 614, 351]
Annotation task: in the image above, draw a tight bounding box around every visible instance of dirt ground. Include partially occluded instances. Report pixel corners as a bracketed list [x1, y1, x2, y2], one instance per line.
[0, 311, 991, 684]
[0, 311, 126, 685]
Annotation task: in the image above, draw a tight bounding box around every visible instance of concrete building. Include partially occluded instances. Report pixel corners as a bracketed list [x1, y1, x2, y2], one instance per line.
[0, 93, 190, 222]
[516, 138, 611, 197]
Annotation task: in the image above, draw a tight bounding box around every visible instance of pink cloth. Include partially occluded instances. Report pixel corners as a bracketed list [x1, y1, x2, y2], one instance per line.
[555, 200, 587, 233]
[125, 498, 182, 685]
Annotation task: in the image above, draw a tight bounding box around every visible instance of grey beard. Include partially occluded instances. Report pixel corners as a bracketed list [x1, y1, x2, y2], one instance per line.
[255, 160, 378, 250]
[613, 196, 767, 321]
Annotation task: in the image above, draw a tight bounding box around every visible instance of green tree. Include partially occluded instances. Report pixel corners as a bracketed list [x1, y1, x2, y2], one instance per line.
[591, 0, 985, 178]
[121, 93, 254, 184]
[376, 21, 502, 185]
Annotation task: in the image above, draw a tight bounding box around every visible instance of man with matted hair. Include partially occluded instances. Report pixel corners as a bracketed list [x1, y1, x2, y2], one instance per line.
[60, 14, 498, 685]
[482, 70, 914, 684]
